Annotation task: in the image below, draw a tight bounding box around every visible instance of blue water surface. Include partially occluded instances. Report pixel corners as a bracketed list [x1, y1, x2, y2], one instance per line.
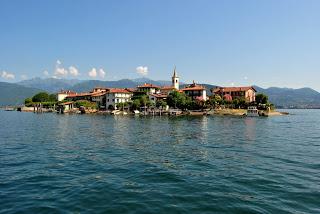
[0, 110, 319, 213]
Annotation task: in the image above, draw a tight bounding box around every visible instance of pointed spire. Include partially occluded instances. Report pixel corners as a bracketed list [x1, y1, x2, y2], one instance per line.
[173, 65, 177, 77]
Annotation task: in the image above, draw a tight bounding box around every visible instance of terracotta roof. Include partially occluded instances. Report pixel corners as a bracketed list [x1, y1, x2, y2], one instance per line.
[137, 83, 160, 88]
[107, 88, 133, 93]
[126, 88, 137, 92]
[66, 93, 91, 98]
[181, 86, 206, 91]
[161, 86, 176, 90]
[91, 92, 107, 97]
[213, 86, 256, 93]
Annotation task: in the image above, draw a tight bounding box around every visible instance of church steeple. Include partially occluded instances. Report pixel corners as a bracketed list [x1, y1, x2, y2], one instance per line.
[172, 66, 179, 90]
[173, 66, 177, 78]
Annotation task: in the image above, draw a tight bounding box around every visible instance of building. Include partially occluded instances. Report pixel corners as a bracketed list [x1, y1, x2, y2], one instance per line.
[137, 83, 160, 95]
[57, 101, 74, 113]
[181, 81, 207, 101]
[149, 93, 168, 104]
[91, 91, 107, 109]
[105, 88, 133, 110]
[57, 90, 77, 102]
[64, 92, 92, 102]
[211, 86, 256, 103]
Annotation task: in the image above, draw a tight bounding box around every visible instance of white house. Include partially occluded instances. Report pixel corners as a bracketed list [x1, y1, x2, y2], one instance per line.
[106, 88, 133, 110]
[57, 90, 77, 102]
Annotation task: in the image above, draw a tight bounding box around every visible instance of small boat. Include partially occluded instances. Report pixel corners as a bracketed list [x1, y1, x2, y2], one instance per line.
[133, 110, 140, 114]
[247, 106, 259, 117]
[4, 107, 15, 111]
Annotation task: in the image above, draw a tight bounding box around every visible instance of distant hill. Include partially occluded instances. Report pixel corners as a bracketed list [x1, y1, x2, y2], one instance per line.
[254, 86, 320, 108]
[2, 77, 320, 108]
[71, 78, 186, 92]
[0, 82, 43, 106]
[18, 78, 82, 93]
[70, 79, 138, 92]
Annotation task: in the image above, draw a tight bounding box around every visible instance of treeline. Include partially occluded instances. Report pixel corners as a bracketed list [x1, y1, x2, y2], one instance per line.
[24, 92, 58, 107]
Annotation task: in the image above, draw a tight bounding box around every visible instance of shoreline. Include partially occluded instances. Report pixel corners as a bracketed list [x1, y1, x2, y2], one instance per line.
[4, 107, 289, 117]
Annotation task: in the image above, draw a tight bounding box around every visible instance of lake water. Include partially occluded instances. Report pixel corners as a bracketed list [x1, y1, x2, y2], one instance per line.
[0, 110, 319, 213]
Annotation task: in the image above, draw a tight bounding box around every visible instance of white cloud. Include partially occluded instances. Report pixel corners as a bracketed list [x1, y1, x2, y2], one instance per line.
[54, 60, 68, 77]
[136, 66, 148, 76]
[88, 68, 97, 78]
[1, 71, 15, 80]
[43, 70, 49, 76]
[98, 68, 106, 78]
[69, 66, 79, 77]
[244, 76, 248, 80]
[55, 67, 68, 76]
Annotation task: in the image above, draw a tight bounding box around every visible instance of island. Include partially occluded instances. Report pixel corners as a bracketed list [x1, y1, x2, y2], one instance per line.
[19, 68, 287, 117]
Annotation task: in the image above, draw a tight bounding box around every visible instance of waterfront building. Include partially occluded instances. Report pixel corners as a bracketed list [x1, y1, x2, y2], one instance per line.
[91, 91, 107, 109]
[211, 86, 256, 102]
[105, 88, 133, 110]
[64, 92, 92, 102]
[181, 81, 207, 101]
[57, 90, 77, 101]
[137, 83, 160, 95]
[148, 93, 168, 104]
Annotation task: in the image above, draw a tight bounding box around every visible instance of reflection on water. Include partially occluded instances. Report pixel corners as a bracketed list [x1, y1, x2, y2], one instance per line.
[1, 110, 320, 213]
[244, 118, 257, 141]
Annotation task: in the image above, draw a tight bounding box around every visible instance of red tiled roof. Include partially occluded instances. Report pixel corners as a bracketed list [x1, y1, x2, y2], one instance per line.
[91, 92, 107, 97]
[161, 86, 175, 90]
[66, 93, 91, 98]
[126, 88, 137, 92]
[137, 83, 160, 88]
[213, 86, 256, 93]
[107, 88, 133, 93]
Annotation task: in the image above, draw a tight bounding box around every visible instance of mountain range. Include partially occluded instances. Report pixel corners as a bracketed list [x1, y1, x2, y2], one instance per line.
[0, 78, 319, 108]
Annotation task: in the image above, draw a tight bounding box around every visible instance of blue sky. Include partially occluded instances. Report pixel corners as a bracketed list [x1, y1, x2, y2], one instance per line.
[0, 0, 320, 91]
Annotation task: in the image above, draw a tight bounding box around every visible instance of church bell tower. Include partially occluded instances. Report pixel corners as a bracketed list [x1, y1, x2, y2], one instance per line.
[172, 66, 179, 90]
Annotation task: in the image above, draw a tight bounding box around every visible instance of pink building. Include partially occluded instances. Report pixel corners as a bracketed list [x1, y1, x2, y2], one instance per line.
[212, 86, 256, 103]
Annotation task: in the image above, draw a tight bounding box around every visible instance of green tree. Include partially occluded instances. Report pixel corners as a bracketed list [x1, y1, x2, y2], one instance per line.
[256, 93, 268, 104]
[32, 92, 49, 102]
[140, 95, 149, 107]
[24, 97, 33, 106]
[48, 94, 57, 102]
[132, 99, 141, 110]
[167, 91, 187, 109]
[156, 100, 167, 108]
[74, 100, 97, 109]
